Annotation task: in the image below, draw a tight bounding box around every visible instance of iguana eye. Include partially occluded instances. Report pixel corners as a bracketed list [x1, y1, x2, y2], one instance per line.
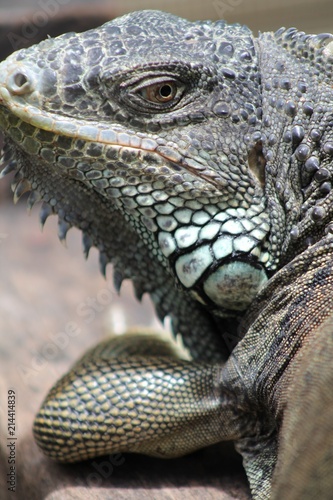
[138, 81, 178, 103]
[121, 74, 186, 112]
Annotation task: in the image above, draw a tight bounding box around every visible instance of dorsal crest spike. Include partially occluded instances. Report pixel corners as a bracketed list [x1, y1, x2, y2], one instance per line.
[99, 251, 108, 277]
[13, 178, 31, 204]
[39, 202, 54, 230]
[27, 190, 42, 213]
[57, 218, 72, 245]
[82, 232, 93, 259]
[0, 160, 17, 179]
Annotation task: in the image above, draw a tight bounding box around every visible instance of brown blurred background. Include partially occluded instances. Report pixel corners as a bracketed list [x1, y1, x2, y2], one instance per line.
[0, 1, 332, 499]
[1, 0, 333, 62]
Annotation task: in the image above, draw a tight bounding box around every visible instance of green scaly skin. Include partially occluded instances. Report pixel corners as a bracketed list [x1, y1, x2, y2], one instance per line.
[0, 10, 333, 499]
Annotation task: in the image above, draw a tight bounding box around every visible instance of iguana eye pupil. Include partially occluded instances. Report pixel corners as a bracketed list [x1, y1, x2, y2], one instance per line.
[143, 81, 177, 103]
[159, 84, 173, 99]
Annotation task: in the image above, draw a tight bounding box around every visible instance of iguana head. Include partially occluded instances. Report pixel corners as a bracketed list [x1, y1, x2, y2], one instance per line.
[0, 10, 273, 314]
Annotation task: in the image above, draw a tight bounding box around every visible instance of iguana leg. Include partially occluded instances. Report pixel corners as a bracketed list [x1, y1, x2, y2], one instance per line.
[218, 354, 278, 500]
[270, 316, 333, 500]
[33, 333, 246, 463]
[235, 432, 277, 500]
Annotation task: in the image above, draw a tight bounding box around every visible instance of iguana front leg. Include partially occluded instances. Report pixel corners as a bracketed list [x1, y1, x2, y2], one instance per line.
[33, 333, 249, 463]
[33, 327, 280, 499]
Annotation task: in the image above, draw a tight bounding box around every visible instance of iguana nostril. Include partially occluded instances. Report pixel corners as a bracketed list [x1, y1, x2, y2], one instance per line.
[14, 73, 28, 87]
[7, 70, 33, 95]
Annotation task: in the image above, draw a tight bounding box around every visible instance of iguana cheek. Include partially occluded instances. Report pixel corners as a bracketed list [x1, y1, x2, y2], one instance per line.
[157, 207, 270, 312]
[202, 261, 268, 310]
[174, 244, 268, 312]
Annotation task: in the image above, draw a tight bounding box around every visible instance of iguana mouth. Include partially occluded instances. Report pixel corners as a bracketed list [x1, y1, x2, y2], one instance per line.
[0, 97, 224, 200]
[0, 59, 228, 193]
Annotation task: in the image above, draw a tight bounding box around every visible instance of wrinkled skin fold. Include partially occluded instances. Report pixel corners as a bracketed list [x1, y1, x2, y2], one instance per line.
[0, 10, 333, 499]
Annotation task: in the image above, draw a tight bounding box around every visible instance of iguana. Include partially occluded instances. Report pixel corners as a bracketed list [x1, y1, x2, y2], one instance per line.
[0, 10, 332, 499]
